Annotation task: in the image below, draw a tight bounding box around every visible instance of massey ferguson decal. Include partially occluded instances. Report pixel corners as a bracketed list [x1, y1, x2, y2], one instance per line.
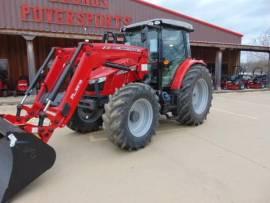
[102, 45, 142, 52]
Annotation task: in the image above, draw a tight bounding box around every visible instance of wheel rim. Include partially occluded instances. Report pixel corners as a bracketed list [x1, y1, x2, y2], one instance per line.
[78, 108, 102, 123]
[128, 98, 153, 138]
[192, 79, 209, 115]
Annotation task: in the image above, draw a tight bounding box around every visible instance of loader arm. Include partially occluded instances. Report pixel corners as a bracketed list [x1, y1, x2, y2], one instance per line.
[0, 42, 147, 203]
[2, 42, 146, 143]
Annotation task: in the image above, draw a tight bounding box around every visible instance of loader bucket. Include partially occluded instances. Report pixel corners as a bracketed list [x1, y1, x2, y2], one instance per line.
[0, 118, 56, 203]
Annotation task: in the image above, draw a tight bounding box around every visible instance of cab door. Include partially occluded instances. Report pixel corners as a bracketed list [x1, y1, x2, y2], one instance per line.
[161, 29, 189, 87]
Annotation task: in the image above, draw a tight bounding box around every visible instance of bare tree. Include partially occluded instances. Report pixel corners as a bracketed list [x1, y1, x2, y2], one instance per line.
[255, 28, 270, 47]
[244, 29, 270, 73]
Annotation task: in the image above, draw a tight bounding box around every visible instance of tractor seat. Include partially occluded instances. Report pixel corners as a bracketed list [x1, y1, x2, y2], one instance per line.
[162, 58, 184, 87]
[40, 92, 65, 107]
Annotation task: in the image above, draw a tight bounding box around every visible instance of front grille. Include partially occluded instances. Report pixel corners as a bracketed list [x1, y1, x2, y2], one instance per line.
[87, 82, 105, 92]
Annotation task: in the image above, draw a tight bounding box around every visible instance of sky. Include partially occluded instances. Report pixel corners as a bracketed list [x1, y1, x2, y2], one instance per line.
[145, 0, 270, 45]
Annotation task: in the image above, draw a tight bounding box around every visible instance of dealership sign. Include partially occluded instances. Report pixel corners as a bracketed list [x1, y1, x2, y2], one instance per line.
[49, 0, 110, 8]
[20, 0, 133, 30]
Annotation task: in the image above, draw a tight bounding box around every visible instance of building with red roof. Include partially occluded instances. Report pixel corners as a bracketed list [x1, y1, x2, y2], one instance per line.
[0, 0, 247, 89]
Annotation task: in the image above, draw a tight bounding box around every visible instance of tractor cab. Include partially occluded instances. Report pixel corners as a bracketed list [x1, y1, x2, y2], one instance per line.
[122, 19, 194, 89]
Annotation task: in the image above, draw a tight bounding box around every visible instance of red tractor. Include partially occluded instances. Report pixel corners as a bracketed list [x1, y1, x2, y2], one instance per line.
[0, 19, 213, 203]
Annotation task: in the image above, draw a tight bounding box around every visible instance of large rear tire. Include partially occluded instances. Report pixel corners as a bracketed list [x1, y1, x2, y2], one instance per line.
[103, 83, 160, 151]
[176, 65, 213, 125]
[67, 108, 103, 134]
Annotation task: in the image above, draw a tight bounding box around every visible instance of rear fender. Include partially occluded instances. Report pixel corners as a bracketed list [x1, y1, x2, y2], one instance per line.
[170, 58, 206, 90]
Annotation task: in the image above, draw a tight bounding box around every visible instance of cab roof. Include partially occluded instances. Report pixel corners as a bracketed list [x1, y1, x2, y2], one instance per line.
[122, 18, 194, 32]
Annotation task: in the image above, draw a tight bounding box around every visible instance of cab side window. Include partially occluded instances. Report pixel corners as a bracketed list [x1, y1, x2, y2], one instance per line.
[162, 29, 186, 62]
[162, 29, 187, 87]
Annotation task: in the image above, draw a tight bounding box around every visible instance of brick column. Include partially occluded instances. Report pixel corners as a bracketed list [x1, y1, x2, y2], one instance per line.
[215, 49, 224, 90]
[23, 35, 36, 93]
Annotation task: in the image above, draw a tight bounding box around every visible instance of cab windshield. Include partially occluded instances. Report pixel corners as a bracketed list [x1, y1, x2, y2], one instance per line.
[125, 28, 158, 63]
[125, 31, 144, 47]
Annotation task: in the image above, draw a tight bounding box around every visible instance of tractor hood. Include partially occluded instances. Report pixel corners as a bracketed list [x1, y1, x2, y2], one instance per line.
[90, 65, 118, 80]
[89, 58, 139, 80]
[89, 43, 148, 80]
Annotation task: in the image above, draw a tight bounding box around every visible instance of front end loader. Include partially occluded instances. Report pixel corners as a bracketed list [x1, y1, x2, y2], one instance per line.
[0, 19, 213, 202]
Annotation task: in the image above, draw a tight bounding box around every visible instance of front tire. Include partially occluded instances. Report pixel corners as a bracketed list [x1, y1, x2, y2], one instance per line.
[103, 83, 160, 151]
[176, 65, 213, 125]
[67, 108, 103, 134]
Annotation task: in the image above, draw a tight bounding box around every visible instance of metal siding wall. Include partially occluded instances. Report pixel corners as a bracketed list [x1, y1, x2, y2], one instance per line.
[0, 0, 242, 44]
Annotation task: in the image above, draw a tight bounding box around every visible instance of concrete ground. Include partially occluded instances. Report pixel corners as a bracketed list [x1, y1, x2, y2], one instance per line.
[1, 91, 270, 203]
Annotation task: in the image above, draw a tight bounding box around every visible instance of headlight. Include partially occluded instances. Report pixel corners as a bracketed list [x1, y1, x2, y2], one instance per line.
[89, 77, 107, 85]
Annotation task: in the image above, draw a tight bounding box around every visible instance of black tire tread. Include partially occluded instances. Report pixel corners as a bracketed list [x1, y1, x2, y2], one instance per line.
[176, 65, 213, 126]
[103, 83, 160, 151]
[67, 109, 103, 134]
